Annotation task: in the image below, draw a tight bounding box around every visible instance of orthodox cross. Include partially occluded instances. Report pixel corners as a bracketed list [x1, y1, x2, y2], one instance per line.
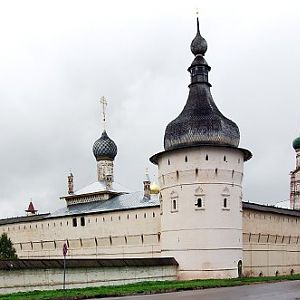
[100, 96, 107, 130]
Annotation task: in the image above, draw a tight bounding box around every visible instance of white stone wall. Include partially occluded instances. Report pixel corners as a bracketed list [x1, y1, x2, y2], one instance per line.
[0, 207, 161, 259]
[0, 265, 177, 294]
[157, 146, 245, 279]
[243, 208, 300, 276]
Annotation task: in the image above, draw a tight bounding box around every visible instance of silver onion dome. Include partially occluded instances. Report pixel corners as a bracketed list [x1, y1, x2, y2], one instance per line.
[93, 130, 118, 161]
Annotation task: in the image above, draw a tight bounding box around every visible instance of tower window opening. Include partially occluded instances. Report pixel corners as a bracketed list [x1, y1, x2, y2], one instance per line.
[135, 214, 138, 219]
[196, 198, 202, 208]
[223, 198, 228, 208]
[80, 217, 85, 226]
[185, 156, 188, 162]
[215, 168, 218, 174]
[206, 154, 208, 160]
[144, 213, 147, 218]
[172, 199, 177, 210]
[127, 214, 129, 220]
[195, 168, 198, 176]
[168, 159, 170, 165]
[176, 171, 179, 180]
[153, 212, 155, 218]
[224, 155, 226, 162]
[232, 170, 235, 178]
[238, 158, 241, 164]
[72, 218, 77, 227]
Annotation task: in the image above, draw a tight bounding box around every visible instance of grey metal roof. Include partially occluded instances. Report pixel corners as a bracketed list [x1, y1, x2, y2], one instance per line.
[0, 257, 178, 270]
[0, 213, 50, 226]
[61, 180, 131, 199]
[243, 201, 300, 217]
[52, 191, 159, 218]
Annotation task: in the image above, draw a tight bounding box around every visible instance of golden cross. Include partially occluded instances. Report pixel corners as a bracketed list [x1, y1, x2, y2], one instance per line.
[100, 96, 107, 130]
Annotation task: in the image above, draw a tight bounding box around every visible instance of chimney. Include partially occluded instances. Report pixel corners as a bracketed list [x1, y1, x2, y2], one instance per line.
[143, 169, 151, 199]
[68, 173, 74, 195]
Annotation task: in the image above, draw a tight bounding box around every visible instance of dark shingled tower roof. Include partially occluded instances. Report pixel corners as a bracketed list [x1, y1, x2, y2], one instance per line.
[164, 18, 240, 151]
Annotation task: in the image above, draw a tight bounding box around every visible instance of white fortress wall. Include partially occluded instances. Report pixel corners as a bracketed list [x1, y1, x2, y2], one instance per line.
[242, 205, 300, 276]
[0, 207, 161, 259]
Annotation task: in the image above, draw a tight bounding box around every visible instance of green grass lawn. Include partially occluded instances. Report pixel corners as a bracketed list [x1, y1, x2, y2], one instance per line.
[1, 274, 300, 300]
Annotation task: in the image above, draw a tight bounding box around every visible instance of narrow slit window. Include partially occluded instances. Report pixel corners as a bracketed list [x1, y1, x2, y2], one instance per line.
[223, 198, 227, 208]
[185, 156, 188, 162]
[80, 217, 85, 226]
[224, 155, 226, 161]
[172, 199, 177, 210]
[206, 154, 208, 160]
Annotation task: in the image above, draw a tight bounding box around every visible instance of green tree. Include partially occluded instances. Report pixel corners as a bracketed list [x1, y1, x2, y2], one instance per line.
[0, 233, 17, 260]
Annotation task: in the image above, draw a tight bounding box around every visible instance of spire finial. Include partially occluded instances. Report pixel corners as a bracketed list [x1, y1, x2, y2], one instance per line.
[190, 15, 207, 56]
[196, 8, 200, 33]
[100, 96, 108, 130]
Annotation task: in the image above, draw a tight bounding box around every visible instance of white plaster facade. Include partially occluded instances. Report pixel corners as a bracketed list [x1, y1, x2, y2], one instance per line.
[1, 207, 161, 259]
[157, 146, 244, 279]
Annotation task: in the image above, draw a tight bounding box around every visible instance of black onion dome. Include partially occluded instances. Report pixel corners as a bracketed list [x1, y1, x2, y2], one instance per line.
[190, 18, 208, 56]
[93, 130, 117, 161]
[164, 18, 240, 151]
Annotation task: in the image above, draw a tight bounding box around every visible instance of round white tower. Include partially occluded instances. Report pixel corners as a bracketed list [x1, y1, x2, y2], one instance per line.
[150, 18, 251, 280]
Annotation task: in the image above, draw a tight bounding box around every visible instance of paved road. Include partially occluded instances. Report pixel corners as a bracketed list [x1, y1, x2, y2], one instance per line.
[92, 280, 300, 300]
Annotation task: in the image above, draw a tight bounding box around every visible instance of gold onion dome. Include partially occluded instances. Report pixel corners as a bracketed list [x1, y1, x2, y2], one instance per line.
[150, 182, 160, 194]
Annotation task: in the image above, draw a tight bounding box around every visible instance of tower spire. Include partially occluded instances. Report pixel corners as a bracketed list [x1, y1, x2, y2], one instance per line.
[163, 17, 241, 152]
[100, 96, 107, 130]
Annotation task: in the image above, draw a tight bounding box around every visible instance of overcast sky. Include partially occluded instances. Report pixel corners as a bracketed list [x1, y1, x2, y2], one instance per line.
[0, 0, 299, 218]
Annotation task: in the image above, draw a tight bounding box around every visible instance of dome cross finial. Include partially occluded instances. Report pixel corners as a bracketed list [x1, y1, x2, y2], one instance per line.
[100, 96, 108, 130]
